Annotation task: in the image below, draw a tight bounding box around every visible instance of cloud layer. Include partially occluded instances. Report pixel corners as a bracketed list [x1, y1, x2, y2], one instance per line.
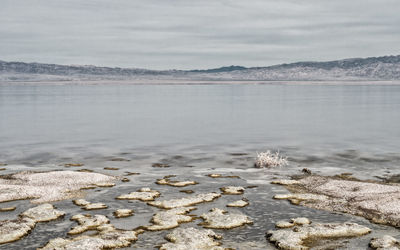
[1, 0, 399, 69]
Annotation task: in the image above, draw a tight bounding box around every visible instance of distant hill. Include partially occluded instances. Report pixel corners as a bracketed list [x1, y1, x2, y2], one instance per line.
[1, 55, 400, 82]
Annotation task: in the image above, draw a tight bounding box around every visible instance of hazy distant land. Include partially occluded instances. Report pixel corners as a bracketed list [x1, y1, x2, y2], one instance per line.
[1, 55, 400, 84]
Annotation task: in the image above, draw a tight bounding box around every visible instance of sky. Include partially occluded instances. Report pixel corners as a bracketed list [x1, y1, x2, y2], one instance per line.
[1, 0, 399, 70]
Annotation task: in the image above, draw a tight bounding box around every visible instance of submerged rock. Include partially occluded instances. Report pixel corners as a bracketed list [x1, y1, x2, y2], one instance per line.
[267, 218, 371, 250]
[200, 208, 253, 229]
[226, 199, 249, 207]
[272, 175, 400, 227]
[370, 235, 400, 249]
[148, 192, 221, 209]
[156, 176, 198, 187]
[0, 170, 116, 203]
[68, 214, 110, 235]
[116, 187, 160, 201]
[64, 163, 84, 167]
[145, 207, 195, 231]
[220, 186, 245, 195]
[40, 224, 142, 250]
[160, 227, 224, 250]
[114, 209, 134, 218]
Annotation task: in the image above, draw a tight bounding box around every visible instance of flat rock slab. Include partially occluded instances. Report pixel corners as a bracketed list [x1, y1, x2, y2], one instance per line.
[116, 188, 160, 201]
[156, 177, 198, 187]
[267, 218, 371, 250]
[220, 186, 245, 195]
[145, 207, 195, 231]
[0, 171, 116, 203]
[21, 203, 65, 222]
[69, 214, 110, 235]
[148, 192, 221, 209]
[40, 224, 141, 250]
[114, 209, 134, 218]
[0, 217, 35, 244]
[160, 227, 224, 250]
[272, 175, 400, 227]
[200, 208, 253, 229]
[370, 235, 400, 249]
[1, 204, 66, 244]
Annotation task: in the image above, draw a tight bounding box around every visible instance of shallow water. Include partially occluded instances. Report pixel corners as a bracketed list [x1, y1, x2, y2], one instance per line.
[1, 83, 400, 249]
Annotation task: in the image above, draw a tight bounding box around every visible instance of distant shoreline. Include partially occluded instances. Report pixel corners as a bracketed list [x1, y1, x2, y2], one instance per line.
[2, 79, 400, 86]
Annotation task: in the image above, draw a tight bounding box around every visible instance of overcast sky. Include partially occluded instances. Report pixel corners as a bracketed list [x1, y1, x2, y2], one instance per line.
[1, 0, 399, 70]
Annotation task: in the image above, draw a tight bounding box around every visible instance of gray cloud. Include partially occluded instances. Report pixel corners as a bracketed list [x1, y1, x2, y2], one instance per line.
[0, 0, 399, 69]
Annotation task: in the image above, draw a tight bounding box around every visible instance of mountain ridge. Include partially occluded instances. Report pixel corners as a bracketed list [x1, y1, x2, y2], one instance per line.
[1, 55, 400, 81]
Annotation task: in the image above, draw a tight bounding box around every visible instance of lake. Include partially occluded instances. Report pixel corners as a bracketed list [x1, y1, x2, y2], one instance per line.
[1, 82, 400, 249]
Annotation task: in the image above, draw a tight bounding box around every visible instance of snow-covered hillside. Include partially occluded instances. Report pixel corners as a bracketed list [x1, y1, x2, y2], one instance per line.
[1, 55, 400, 82]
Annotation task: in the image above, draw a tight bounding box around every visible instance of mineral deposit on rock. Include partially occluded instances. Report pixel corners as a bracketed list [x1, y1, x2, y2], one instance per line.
[272, 175, 400, 227]
[114, 209, 134, 218]
[200, 208, 253, 229]
[156, 177, 198, 187]
[159, 227, 224, 250]
[267, 218, 371, 250]
[220, 186, 245, 195]
[21, 203, 65, 222]
[370, 235, 400, 250]
[116, 188, 160, 201]
[68, 214, 110, 235]
[226, 199, 249, 207]
[0, 171, 116, 203]
[40, 224, 141, 250]
[145, 207, 195, 231]
[148, 193, 221, 209]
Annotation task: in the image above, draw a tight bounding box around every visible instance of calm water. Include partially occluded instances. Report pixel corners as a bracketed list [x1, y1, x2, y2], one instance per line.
[1, 83, 400, 249]
[1, 83, 399, 160]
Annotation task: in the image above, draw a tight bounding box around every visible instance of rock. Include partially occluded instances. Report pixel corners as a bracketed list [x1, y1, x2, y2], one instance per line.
[40, 224, 141, 249]
[83, 203, 107, 210]
[114, 209, 134, 218]
[104, 167, 119, 170]
[148, 192, 221, 209]
[156, 177, 198, 187]
[21, 203, 65, 222]
[370, 235, 400, 249]
[267, 218, 371, 250]
[152, 163, 170, 168]
[145, 207, 195, 231]
[200, 208, 253, 229]
[272, 175, 400, 227]
[226, 199, 249, 207]
[275, 217, 311, 228]
[220, 186, 245, 195]
[64, 163, 84, 167]
[121, 178, 130, 182]
[68, 214, 110, 235]
[116, 188, 160, 201]
[160, 227, 224, 250]
[0, 207, 16, 212]
[271, 179, 300, 185]
[0, 217, 35, 244]
[0, 170, 116, 203]
[0, 204, 66, 244]
[206, 174, 240, 179]
[73, 199, 107, 210]
[179, 190, 194, 194]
